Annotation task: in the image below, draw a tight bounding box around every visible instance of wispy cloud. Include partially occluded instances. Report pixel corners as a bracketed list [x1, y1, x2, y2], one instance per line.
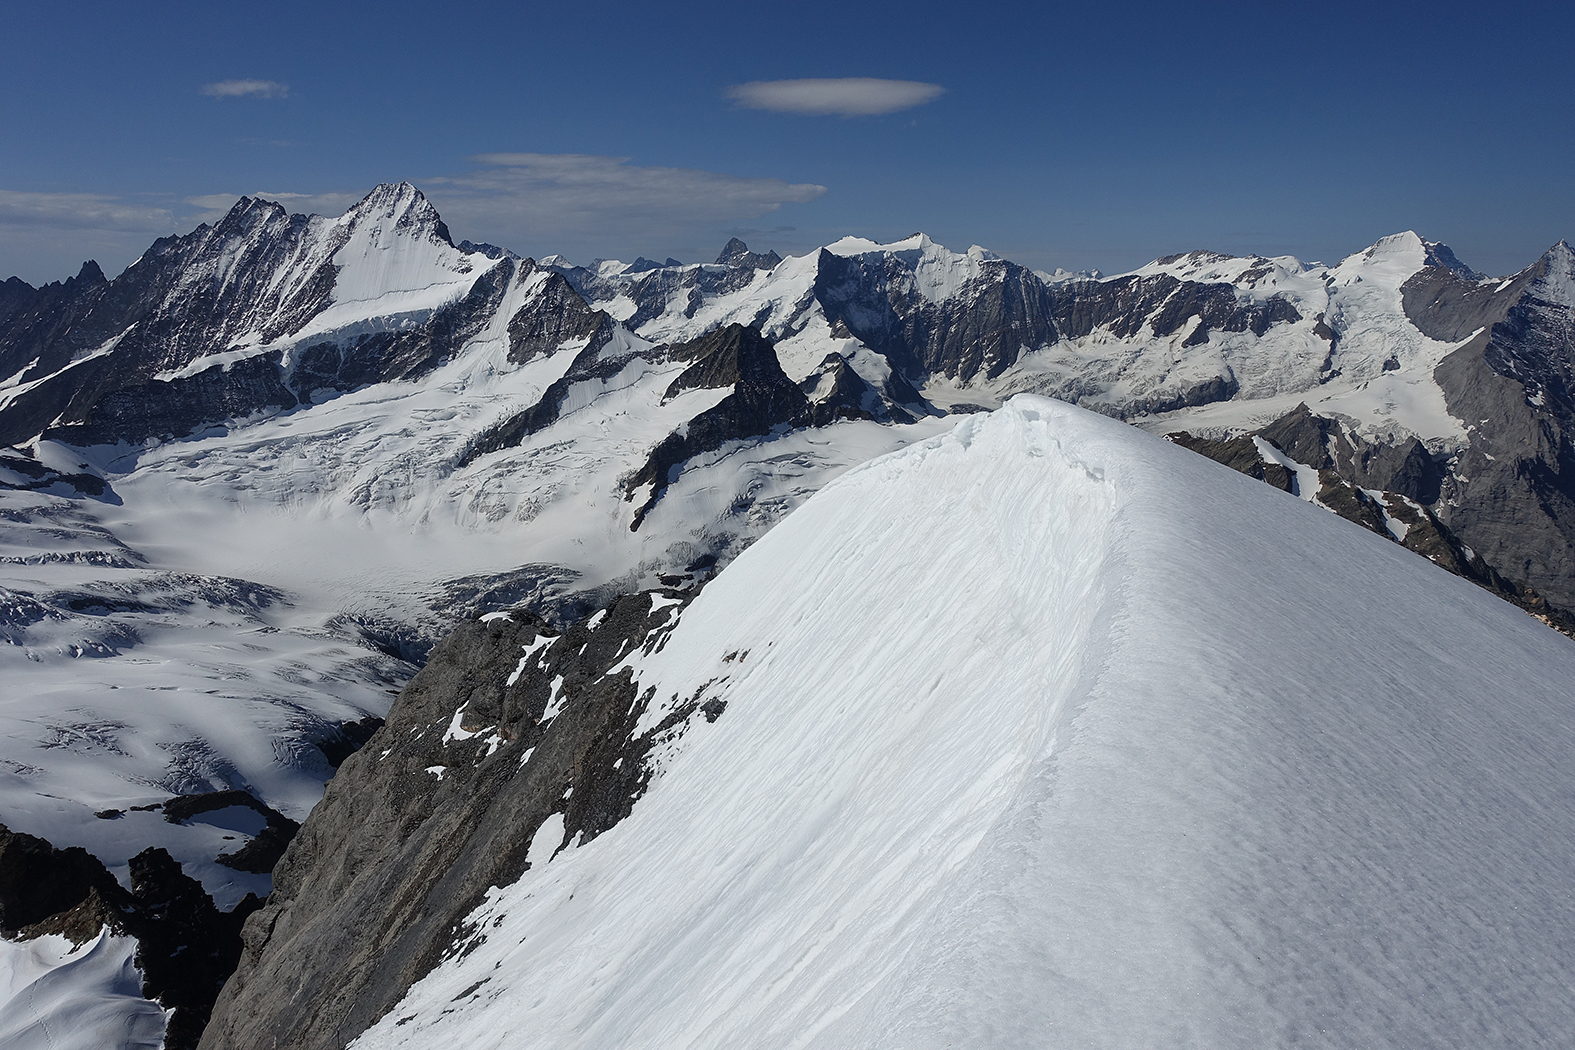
[0, 156, 827, 282]
[726, 78, 944, 117]
[0, 189, 176, 233]
[200, 79, 289, 99]
[426, 154, 826, 256]
[455, 154, 825, 216]
[0, 189, 187, 283]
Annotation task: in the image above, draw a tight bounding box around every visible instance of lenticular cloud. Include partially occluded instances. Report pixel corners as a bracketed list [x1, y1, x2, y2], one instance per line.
[200, 79, 289, 99]
[726, 78, 944, 117]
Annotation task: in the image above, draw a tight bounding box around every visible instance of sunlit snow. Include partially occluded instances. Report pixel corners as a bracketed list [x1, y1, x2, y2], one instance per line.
[356, 396, 1575, 1050]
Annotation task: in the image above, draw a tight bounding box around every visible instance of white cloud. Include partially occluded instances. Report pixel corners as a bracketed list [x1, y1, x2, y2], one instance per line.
[425, 154, 826, 254]
[0, 189, 176, 233]
[0, 190, 187, 283]
[200, 79, 289, 99]
[455, 154, 825, 216]
[0, 156, 826, 283]
[726, 78, 944, 117]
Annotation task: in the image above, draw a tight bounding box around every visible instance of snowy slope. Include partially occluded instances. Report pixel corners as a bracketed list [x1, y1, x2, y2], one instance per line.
[0, 270, 954, 903]
[354, 396, 1575, 1050]
[0, 931, 165, 1050]
[994, 232, 1475, 443]
[562, 227, 1488, 449]
[0, 186, 1562, 925]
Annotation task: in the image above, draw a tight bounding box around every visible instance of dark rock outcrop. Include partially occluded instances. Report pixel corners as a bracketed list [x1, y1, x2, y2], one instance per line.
[813, 249, 1060, 383]
[661, 321, 793, 398]
[505, 269, 601, 364]
[159, 789, 303, 875]
[0, 823, 126, 938]
[0, 444, 112, 498]
[0, 823, 263, 1050]
[1257, 403, 1443, 504]
[800, 353, 880, 425]
[1165, 432, 1293, 492]
[199, 591, 728, 1050]
[128, 847, 265, 1050]
[626, 325, 811, 527]
[715, 237, 782, 270]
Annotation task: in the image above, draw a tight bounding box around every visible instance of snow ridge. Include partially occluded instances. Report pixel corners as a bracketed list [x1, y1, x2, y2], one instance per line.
[353, 396, 1575, 1050]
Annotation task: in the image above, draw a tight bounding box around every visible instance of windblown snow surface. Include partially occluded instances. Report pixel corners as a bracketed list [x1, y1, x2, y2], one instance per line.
[356, 395, 1575, 1050]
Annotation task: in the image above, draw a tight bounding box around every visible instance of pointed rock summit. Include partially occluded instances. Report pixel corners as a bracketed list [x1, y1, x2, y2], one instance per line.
[1418, 236, 1479, 279]
[715, 237, 781, 270]
[342, 181, 454, 246]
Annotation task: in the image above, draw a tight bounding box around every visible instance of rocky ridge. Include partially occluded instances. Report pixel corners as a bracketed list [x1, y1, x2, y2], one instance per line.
[198, 590, 725, 1050]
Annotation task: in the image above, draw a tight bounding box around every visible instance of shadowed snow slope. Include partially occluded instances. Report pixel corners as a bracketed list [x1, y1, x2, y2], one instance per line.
[353, 395, 1575, 1050]
[0, 930, 165, 1050]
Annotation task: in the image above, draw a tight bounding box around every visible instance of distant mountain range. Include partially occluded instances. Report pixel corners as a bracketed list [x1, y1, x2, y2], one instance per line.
[3, 184, 1574, 1048]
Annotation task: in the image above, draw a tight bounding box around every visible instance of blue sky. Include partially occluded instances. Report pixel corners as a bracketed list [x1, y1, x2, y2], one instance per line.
[3, 0, 1571, 283]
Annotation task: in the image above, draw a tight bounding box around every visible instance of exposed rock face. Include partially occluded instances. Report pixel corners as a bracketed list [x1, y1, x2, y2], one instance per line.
[505, 268, 601, 364]
[661, 321, 784, 397]
[0, 824, 125, 938]
[799, 352, 909, 425]
[1256, 403, 1443, 504]
[0, 822, 262, 1050]
[1171, 403, 1575, 634]
[627, 324, 812, 526]
[812, 248, 1060, 383]
[1166, 432, 1293, 491]
[1426, 244, 1575, 610]
[715, 237, 782, 270]
[1401, 259, 1535, 343]
[199, 591, 726, 1050]
[1053, 272, 1301, 344]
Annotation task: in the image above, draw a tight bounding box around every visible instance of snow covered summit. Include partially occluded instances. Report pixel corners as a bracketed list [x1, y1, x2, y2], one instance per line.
[213, 395, 1575, 1050]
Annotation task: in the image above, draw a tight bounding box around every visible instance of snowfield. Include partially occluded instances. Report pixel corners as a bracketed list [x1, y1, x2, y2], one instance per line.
[355, 396, 1575, 1050]
[0, 930, 165, 1050]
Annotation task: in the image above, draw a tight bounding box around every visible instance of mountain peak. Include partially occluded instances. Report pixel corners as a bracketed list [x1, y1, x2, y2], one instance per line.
[1419, 237, 1479, 279]
[217, 195, 288, 226]
[341, 182, 453, 246]
[716, 238, 781, 269]
[1153, 248, 1236, 267]
[356, 180, 425, 209]
[1356, 231, 1477, 278]
[1531, 240, 1575, 308]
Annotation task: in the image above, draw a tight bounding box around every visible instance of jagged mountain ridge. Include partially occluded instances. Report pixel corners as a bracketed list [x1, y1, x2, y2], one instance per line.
[3, 185, 1575, 1047]
[3, 185, 1573, 843]
[0, 184, 516, 448]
